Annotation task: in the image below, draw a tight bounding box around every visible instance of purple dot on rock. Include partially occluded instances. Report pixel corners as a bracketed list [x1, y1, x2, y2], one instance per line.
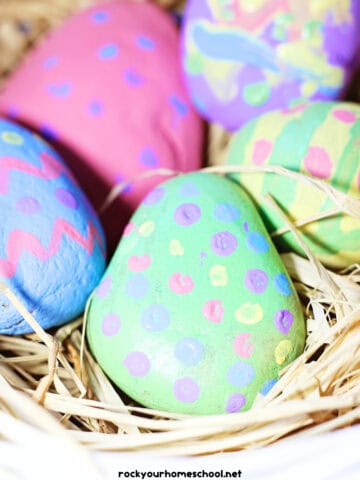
[226, 393, 246, 413]
[274, 310, 294, 334]
[88, 100, 104, 116]
[143, 187, 165, 206]
[174, 203, 201, 226]
[124, 351, 150, 377]
[125, 274, 149, 299]
[97, 275, 112, 299]
[124, 69, 145, 86]
[140, 148, 159, 168]
[174, 377, 200, 403]
[55, 188, 78, 209]
[16, 196, 41, 215]
[102, 313, 121, 336]
[211, 231, 238, 256]
[244, 269, 268, 294]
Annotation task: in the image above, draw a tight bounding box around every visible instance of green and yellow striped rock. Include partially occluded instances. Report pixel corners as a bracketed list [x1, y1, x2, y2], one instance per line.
[226, 102, 360, 269]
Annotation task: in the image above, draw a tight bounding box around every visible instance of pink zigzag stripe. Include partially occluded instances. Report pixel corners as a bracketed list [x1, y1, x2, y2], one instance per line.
[0, 219, 105, 278]
[0, 152, 74, 194]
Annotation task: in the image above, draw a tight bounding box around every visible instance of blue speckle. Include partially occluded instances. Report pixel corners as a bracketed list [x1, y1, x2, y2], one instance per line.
[137, 35, 155, 50]
[43, 56, 59, 69]
[98, 43, 119, 59]
[48, 82, 71, 97]
[92, 11, 109, 23]
[88, 101, 104, 116]
[39, 123, 58, 141]
[123, 69, 145, 86]
[274, 273, 293, 296]
[261, 378, 277, 396]
[140, 148, 159, 168]
[170, 95, 189, 117]
[247, 232, 269, 253]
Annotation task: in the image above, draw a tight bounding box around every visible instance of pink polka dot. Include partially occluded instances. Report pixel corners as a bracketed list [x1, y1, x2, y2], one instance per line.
[16, 196, 41, 214]
[169, 272, 194, 295]
[252, 139, 272, 165]
[174, 377, 200, 403]
[202, 300, 224, 323]
[128, 254, 151, 272]
[102, 313, 121, 336]
[233, 333, 254, 358]
[123, 222, 135, 236]
[97, 275, 112, 299]
[333, 109, 357, 124]
[55, 188, 78, 209]
[304, 146, 333, 179]
[124, 351, 150, 377]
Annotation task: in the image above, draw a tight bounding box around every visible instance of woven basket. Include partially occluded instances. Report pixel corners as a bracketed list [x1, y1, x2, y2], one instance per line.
[0, 0, 360, 468]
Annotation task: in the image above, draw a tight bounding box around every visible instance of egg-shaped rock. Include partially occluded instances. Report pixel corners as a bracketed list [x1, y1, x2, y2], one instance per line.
[225, 101, 360, 269]
[0, 1, 204, 253]
[0, 119, 106, 335]
[86, 172, 305, 415]
[181, 0, 360, 131]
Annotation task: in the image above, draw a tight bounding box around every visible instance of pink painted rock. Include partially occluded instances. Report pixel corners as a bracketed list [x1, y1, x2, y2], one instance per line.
[0, 1, 204, 252]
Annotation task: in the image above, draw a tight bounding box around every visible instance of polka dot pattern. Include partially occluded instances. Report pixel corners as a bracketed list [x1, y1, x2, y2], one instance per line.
[87, 172, 305, 415]
[0, 1, 204, 256]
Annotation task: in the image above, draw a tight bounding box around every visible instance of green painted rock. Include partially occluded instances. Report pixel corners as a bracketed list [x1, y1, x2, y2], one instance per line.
[226, 101, 360, 269]
[86, 172, 305, 415]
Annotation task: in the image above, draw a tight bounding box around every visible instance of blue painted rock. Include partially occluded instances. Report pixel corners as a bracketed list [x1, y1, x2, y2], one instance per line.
[0, 119, 106, 335]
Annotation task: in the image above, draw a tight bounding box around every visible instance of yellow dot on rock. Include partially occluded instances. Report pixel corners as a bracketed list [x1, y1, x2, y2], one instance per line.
[275, 339, 292, 365]
[209, 265, 228, 287]
[235, 303, 263, 325]
[340, 215, 360, 233]
[138, 221, 155, 237]
[169, 239, 184, 256]
[1, 131, 24, 145]
[300, 80, 318, 98]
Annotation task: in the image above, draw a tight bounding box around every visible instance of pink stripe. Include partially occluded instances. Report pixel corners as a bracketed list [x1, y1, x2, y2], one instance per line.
[0, 219, 104, 278]
[234, 0, 288, 31]
[0, 152, 74, 194]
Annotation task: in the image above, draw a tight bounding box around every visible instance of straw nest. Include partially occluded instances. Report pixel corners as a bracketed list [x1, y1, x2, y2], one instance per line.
[0, 0, 360, 459]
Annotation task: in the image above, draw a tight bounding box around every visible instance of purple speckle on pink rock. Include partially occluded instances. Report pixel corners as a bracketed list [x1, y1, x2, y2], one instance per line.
[124, 351, 151, 377]
[101, 313, 121, 336]
[174, 377, 200, 403]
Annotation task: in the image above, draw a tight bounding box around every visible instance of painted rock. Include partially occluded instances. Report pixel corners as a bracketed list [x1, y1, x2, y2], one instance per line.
[0, 1, 204, 253]
[0, 119, 106, 335]
[181, 0, 360, 131]
[225, 101, 360, 269]
[86, 172, 305, 415]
